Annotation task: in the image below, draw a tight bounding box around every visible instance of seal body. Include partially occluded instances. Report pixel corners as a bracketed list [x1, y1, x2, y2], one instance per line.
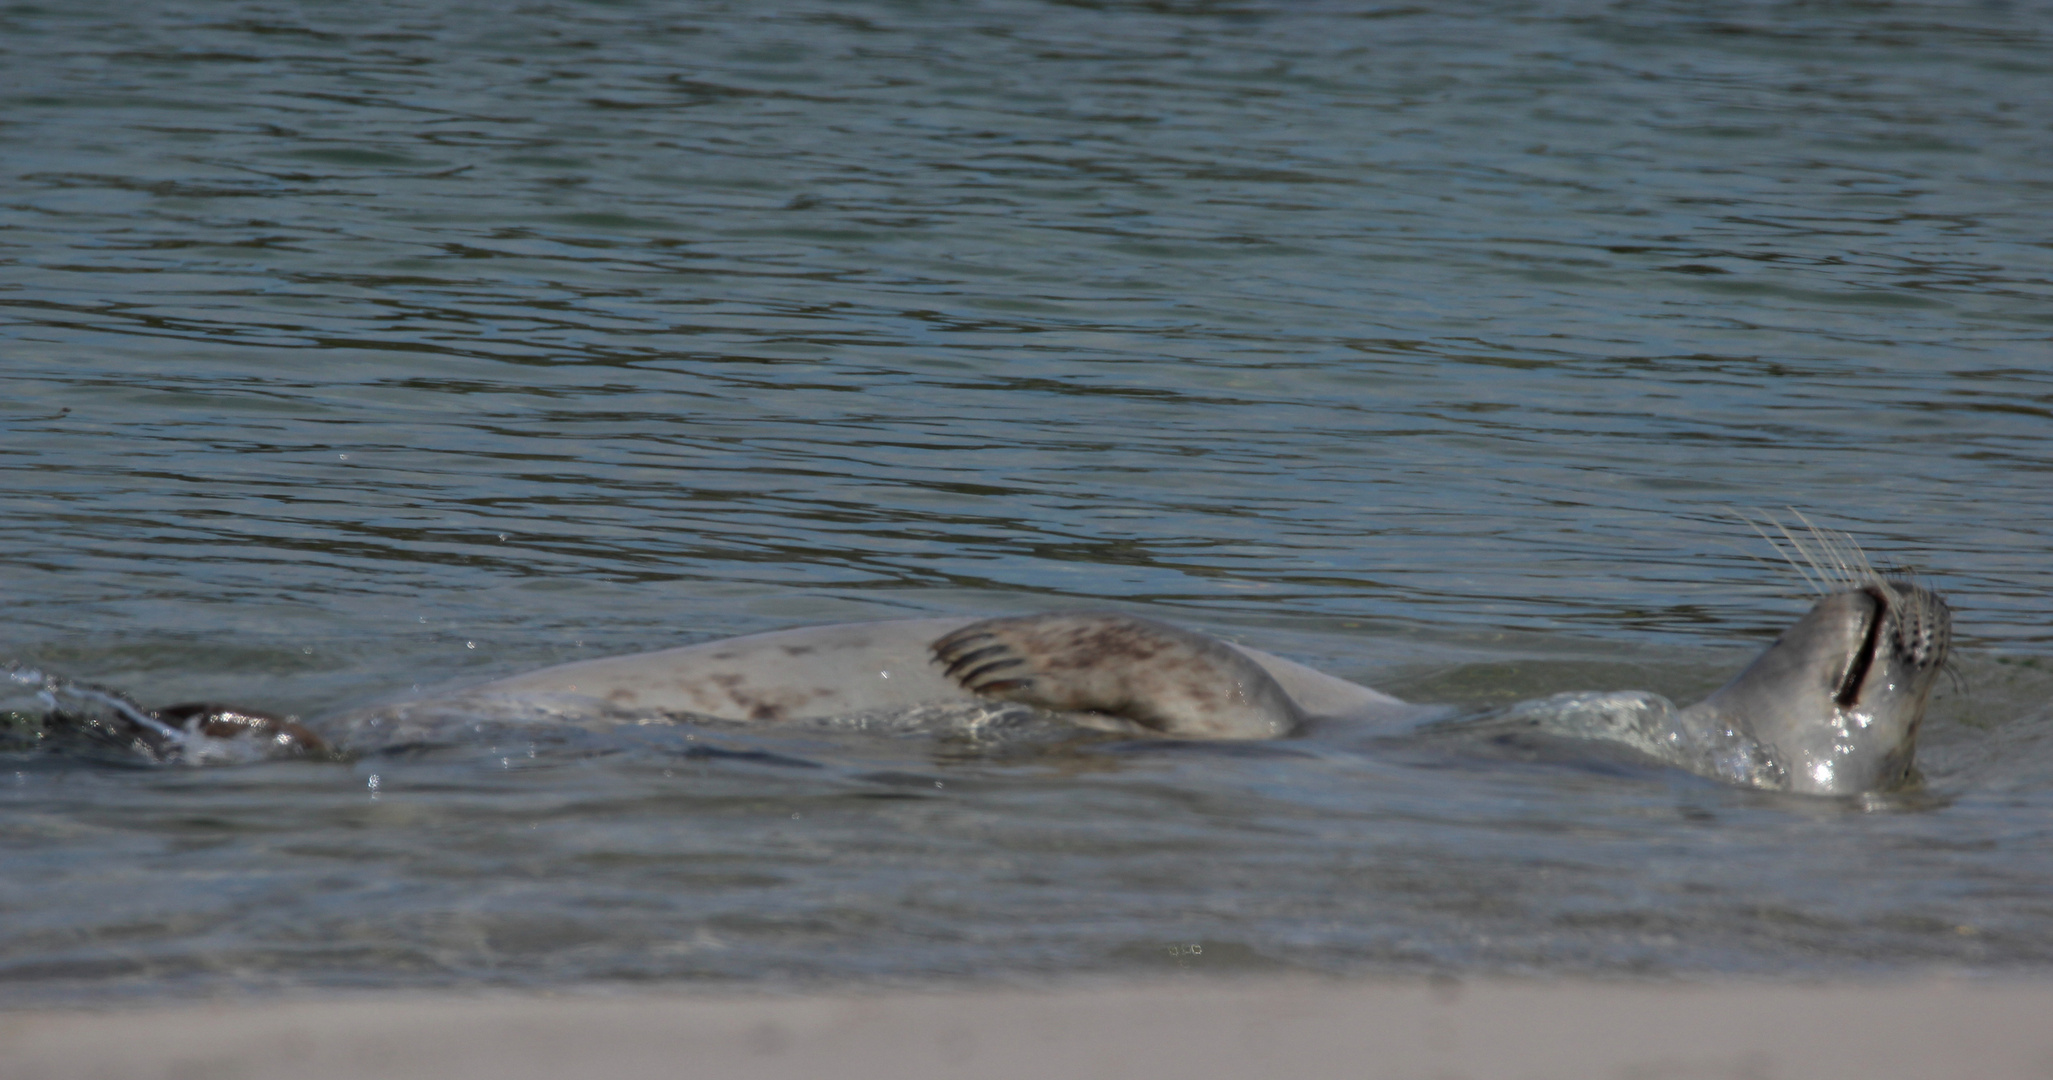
[389, 613, 1426, 739]
[43, 581, 1951, 796]
[354, 583, 1950, 796]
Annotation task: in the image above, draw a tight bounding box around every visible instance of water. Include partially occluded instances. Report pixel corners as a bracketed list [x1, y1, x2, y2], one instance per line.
[2, 0, 2051, 1004]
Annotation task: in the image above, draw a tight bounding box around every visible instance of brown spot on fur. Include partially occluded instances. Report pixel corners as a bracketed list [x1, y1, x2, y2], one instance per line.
[1046, 624, 1163, 669]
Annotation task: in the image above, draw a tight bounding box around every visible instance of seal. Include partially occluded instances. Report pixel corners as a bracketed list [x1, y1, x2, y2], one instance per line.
[17, 535, 1953, 795]
[323, 568, 1949, 794]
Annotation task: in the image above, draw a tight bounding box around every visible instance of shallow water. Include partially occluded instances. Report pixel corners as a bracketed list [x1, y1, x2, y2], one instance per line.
[2, 0, 2051, 1004]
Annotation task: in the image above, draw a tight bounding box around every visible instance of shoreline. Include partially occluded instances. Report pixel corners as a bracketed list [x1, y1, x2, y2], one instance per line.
[8, 976, 2050, 1079]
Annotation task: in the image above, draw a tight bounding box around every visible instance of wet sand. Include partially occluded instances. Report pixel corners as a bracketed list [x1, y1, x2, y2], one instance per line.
[8, 978, 2050, 1080]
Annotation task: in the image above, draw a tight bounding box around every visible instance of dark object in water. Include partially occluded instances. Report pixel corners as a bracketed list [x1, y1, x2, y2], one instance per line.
[3, 663, 326, 763]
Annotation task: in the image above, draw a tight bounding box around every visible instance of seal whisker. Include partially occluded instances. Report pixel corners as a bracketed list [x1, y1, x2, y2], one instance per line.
[1794, 509, 1882, 591]
[1736, 509, 1833, 594]
[1739, 509, 1881, 597]
[1738, 511, 1820, 594]
[1776, 515, 1837, 594]
[1940, 657, 1968, 698]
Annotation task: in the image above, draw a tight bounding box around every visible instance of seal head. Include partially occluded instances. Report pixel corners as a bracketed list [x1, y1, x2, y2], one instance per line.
[1678, 580, 1951, 794]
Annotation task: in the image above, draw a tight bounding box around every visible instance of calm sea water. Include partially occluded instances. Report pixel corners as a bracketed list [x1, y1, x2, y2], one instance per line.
[2, 0, 2051, 1004]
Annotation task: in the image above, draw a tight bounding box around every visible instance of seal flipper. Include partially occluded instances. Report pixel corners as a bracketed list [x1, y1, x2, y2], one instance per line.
[930, 612, 1304, 739]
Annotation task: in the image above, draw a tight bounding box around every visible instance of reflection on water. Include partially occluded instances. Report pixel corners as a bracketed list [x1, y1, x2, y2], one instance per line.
[1, 0, 2050, 1002]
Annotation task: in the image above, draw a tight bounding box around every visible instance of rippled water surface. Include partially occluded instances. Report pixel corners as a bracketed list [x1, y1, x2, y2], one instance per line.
[3, 0, 2051, 1003]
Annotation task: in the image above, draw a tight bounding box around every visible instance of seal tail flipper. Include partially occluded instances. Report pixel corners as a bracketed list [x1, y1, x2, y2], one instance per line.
[4, 661, 326, 763]
[151, 703, 330, 758]
[930, 612, 1303, 739]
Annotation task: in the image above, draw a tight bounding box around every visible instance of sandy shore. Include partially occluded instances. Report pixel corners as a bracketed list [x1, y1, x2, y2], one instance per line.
[7, 977, 2050, 1080]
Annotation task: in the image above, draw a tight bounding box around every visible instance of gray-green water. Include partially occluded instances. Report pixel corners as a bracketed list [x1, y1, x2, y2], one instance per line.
[3, 0, 2051, 1004]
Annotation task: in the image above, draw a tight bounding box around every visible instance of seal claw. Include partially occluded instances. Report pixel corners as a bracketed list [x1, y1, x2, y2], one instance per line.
[940, 643, 1014, 679]
[961, 657, 1028, 685]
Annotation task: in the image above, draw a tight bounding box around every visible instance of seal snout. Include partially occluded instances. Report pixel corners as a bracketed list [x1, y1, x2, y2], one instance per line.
[1887, 583, 1951, 671]
[1835, 581, 1951, 709]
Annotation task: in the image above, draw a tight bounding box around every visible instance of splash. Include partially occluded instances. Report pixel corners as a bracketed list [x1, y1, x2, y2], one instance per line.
[1430, 690, 1788, 790]
[3, 661, 299, 765]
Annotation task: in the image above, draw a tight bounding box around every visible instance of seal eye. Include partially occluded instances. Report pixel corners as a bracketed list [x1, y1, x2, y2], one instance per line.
[1834, 588, 1888, 709]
